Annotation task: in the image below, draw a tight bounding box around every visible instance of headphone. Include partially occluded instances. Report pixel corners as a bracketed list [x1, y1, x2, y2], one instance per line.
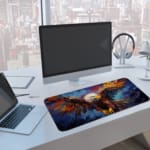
[112, 33, 135, 59]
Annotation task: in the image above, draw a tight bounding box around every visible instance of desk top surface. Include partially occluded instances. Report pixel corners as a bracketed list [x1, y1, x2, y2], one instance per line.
[1, 57, 150, 150]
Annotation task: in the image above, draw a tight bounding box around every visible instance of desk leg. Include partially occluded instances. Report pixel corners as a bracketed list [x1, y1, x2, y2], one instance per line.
[134, 131, 150, 149]
[142, 131, 150, 147]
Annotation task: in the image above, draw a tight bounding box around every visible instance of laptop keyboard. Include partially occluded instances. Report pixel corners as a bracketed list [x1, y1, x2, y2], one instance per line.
[0, 104, 34, 129]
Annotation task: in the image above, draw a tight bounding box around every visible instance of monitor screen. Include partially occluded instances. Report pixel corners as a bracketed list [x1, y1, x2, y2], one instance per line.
[39, 22, 112, 79]
[0, 73, 17, 119]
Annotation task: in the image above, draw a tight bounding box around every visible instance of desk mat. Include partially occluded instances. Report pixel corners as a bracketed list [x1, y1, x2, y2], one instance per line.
[44, 78, 149, 131]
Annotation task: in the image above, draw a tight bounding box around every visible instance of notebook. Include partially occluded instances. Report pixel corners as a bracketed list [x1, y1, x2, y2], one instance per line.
[0, 73, 47, 135]
[44, 78, 149, 131]
[6, 75, 35, 89]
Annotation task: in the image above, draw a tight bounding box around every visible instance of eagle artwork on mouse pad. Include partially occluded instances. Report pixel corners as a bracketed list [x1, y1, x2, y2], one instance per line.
[44, 78, 149, 131]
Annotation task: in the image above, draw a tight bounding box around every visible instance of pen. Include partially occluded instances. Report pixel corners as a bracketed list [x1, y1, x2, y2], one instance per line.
[16, 94, 30, 97]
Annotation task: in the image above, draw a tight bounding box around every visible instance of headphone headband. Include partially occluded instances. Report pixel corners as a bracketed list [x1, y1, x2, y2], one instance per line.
[112, 33, 135, 50]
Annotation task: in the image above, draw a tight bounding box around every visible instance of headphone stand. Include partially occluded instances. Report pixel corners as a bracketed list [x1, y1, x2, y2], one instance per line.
[114, 51, 134, 68]
[114, 64, 134, 69]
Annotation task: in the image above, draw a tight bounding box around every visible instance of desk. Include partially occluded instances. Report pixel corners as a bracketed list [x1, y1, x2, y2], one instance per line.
[1, 57, 150, 150]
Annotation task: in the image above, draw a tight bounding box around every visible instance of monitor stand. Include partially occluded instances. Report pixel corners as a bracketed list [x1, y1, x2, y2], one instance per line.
[67, 77, 97, 88]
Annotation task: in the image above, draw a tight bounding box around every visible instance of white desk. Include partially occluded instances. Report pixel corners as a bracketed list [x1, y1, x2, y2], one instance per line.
[1, 57, 150, 150]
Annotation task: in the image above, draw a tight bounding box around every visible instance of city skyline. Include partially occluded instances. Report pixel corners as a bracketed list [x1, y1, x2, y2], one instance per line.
[0, 0, 150, 70]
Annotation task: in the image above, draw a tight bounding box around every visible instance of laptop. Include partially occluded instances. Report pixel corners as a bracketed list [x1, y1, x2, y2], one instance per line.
[0, 73, 47, 135]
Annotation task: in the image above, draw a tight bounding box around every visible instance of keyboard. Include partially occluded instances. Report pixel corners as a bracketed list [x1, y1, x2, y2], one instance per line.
[0, 104, 34, 129]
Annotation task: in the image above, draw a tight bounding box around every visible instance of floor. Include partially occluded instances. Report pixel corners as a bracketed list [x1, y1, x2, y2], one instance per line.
[103, 138, 149, 150]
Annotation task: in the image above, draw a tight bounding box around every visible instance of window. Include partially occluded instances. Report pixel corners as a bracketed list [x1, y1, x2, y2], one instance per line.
[0, 0, 41, 70]
[49, 0, 150, 51]
[0, 0, 150, 71]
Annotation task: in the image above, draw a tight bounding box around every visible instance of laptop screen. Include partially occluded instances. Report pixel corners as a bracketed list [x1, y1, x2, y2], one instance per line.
[0, 73, 17, 120]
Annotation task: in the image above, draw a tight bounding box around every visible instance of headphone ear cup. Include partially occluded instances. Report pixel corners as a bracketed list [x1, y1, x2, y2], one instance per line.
[125, 52, 132, 59]
[113, 51, 120, 59]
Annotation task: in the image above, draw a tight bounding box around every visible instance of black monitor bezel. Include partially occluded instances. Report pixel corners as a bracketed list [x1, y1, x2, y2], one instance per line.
[39, 22, 112, 78]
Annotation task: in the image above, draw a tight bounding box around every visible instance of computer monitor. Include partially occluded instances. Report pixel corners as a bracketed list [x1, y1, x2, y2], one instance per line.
[39, 22, 112, 84]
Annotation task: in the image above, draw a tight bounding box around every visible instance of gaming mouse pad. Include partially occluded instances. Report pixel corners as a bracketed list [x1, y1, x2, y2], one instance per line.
[44, 78, 149, 131]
